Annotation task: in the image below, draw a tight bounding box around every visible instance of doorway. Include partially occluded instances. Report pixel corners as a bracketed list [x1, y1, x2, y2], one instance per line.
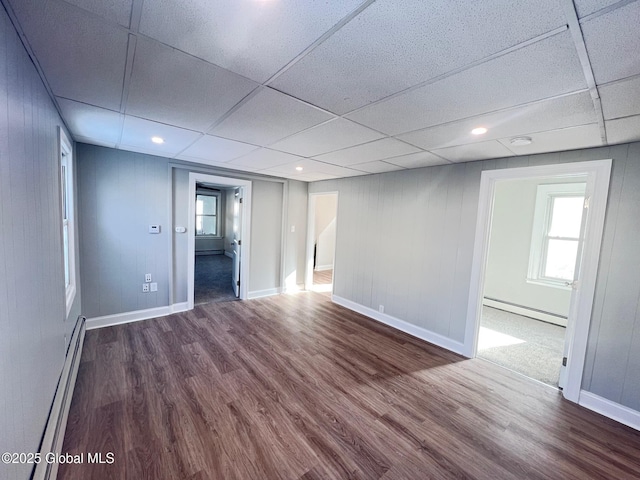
[477, 175, 587, 388]
[465, 160, 611, 402]
[188, 173, 252, 309]
[193, 183, 238, 305]
[306, 192, 338, 296]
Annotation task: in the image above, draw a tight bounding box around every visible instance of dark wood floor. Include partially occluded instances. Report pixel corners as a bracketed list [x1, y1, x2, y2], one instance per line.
[60, 293, 640, 479]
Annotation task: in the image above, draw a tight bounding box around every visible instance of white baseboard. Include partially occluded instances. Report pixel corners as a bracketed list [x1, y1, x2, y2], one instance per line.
[224, 251, 233, 259]
[483, 298, 567, 327]
[86, 302, 189, 330]
[332, 295, 466, 356]
[248, 287, 282, 299]
[33, 316, 86, 480]
[314, 264, 333, 272]
[579, 391, 640, 431]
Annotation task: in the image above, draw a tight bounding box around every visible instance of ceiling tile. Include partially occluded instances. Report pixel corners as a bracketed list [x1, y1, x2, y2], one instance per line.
[138, 0, 363, 83]
[63, 0, 133, 27]
[11, 0, 128, 110]
[431, 141, 515, 163]
[385, 151, 451, 169]
[270, 0, 566, 114]
[573, 0, 626, 18]
[313, 138, 420, 166]
[397, 92, 597, 150]
[599, 76, 640, 120]
[497, 124, 602, 154]
[126, 37, 258, 132]
[606, 115, 640, 144]
[57, 98, 123, 146]
[226, 149, 305, 170]
[177, 135, 259, 164]
[347, 31, 587, 135]
[581, 2, 640, 84]
[269, 118, 385, 157]
[350, 161, 406, 174]
[119, 116, 201, 155]
[209, 87, 334, 145]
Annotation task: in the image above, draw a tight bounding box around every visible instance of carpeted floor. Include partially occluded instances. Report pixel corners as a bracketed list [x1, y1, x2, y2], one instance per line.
[478, 306, 566, 387]
[194, 254, 238, 305]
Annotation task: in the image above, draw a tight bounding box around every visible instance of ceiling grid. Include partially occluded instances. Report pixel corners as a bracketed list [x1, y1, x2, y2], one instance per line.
[3, 0, 639, 180]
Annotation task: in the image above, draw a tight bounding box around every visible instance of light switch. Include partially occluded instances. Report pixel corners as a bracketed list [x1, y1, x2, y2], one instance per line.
[149, 225, 160, 234]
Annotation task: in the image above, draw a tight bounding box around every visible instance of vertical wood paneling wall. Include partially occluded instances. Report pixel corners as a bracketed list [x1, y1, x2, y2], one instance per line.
[0, 8, 80, 480]
[77, 144, 305, 316]
[310, 142, 640, 411]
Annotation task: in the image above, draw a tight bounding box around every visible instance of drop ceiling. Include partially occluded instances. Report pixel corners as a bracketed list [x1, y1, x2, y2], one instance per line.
[5, 0, 640, 181]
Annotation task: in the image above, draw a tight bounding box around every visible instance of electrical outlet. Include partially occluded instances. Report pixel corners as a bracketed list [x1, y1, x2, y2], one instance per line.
[145, 273, 152, 282]
[142, 283, 150, 293]
[150, 282, 158, 292]
[379, 305, 384, 313]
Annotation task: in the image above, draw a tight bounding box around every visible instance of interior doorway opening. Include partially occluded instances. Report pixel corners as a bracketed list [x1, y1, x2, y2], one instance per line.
[188, 173, 252, 309]
[306, 192, 338, 296]
[477, 175, 587, 388]
[465, 160, 611, 402]
[193, 183, 238, 305]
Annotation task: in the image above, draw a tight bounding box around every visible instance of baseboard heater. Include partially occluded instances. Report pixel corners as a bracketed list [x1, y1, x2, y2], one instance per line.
[32, 315, 86, 480]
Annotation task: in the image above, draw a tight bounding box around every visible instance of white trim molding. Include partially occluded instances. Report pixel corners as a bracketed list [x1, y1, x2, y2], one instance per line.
[483, 298, 568, 327]
[248, 288, 283, 300]
[314, 264, 334, 272]
[86, 303, 189, 330]
[464, 159, 612, 404]
[579, 391, 640, 431]
[332, 295, 466, 356]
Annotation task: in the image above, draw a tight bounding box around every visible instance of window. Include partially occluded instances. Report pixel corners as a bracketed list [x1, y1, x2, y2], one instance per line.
[60, 128, 76, 315]
[195, 193, 219, 236]
[528, 182, 586, 287]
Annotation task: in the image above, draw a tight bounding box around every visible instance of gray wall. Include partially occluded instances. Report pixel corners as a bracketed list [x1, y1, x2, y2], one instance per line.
[283, 180, 308, 290]
[0, 9, 81, 480]
[77, 143, 294, 313]
[310, 142, 640, 411]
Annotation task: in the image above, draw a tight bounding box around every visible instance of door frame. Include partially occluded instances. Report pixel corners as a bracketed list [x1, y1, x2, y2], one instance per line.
[464, 159, 612, 403]
[187, 172, 252, 308]
[305, 192, 339, 292]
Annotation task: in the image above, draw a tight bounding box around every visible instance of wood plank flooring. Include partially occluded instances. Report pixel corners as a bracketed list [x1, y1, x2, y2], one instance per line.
[59, 293, 640, 479]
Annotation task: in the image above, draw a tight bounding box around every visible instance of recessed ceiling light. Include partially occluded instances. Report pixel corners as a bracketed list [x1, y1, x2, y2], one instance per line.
[510, 136, 532, 146]
[295, 166, 303, 171]
[471, 127, 488, 135]
[151, 136, 164, 144]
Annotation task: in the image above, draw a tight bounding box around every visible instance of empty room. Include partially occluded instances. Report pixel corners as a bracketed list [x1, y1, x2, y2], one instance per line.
[2, 1, 640, 479]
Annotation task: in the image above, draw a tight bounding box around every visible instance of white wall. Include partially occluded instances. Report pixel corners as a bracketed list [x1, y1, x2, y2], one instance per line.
[224, 189, 235, 256]
[483, 177, 586, 319]
[283, 181, 308, 291]
[0, 9, 81, 479]
[309, 142, 640, 413]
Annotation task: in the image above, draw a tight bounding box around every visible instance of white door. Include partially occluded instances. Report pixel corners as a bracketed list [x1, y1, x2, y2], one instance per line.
[232, 188, 242, 298]
[558, 180, 592, 389]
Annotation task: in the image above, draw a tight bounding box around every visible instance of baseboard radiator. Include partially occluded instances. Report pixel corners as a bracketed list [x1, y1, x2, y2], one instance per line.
[32, 315, 86, 480]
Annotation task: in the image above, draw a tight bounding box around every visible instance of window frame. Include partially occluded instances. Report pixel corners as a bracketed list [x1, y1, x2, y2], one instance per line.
[59, 127, 76, 316]
[527, 182, 586, 289]
[195, 190, 221, 238]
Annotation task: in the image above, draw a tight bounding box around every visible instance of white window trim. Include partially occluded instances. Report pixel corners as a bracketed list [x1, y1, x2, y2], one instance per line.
[195, 190, 222, 238]
[527, 182, 586, 289]
[60, 127, 76, 317]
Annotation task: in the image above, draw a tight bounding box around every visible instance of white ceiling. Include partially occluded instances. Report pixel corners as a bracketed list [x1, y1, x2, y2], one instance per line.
[5, 0, 640, 181]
